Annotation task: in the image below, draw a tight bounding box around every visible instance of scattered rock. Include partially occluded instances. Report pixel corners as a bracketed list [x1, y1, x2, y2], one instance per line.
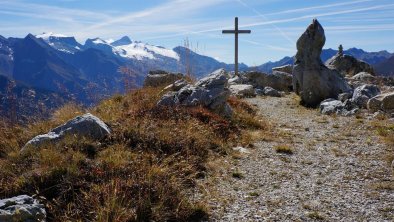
[320, 99, 359, 116]
[164, 79, 189, 91]
[320, 99, 344, 115]
[0, 195, 46, 222]
[233, 146, 251, 154]
[263, 86, 281, 97]
[367, 91, 394, 112]
[352, 84, 381, 108]
[293, 19, 351, 107]
[338, 92, 353, 102]
[23, 113, 111, 151]
[272, 64, 293, 74]
[243, 71, 293, 91]
[228, 76, 243, 85]
[157, 69, 232, 117]
[326, 52, 375, 76]
[143, 70, 184, 87]
[372, 111, 386, 119]
[351, 72, 375, 82]
[229, 84, 256, 98]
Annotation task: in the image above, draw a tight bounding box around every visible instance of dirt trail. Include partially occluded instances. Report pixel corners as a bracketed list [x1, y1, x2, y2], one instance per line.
[205, 94, 393, 221]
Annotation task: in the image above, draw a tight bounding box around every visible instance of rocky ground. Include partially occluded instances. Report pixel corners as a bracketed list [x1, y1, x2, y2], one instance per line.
[199, 94, 393, 221]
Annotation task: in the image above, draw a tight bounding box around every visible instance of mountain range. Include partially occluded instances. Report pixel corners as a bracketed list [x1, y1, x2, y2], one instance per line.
[255, 48, 394, 74]
[0, 32, 393, 121]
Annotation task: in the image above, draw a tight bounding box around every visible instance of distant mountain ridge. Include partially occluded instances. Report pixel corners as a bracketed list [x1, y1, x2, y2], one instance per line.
[256, 48, 394, 74]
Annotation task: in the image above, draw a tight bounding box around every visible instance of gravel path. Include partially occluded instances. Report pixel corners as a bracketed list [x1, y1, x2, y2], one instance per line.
[205, 94, 393, 221]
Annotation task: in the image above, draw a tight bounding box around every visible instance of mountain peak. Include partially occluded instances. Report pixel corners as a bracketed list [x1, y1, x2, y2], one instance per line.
[111, 36, 132, 46]
[36, 32, 68, 40]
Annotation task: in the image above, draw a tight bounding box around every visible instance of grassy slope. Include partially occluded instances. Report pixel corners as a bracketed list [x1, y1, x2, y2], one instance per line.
[0, 87, 268, 221]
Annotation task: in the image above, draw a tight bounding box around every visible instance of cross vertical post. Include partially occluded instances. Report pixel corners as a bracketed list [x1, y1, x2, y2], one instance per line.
[222, 17, 251, 76]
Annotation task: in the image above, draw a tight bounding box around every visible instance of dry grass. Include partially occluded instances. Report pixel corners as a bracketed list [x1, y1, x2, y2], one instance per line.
[371, 121, 394, 166]
[0, 87, 267, 221]
[274, 144, 294, 155]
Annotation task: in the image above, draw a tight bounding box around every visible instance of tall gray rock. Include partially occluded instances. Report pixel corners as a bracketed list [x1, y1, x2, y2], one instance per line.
[293, 19, 351, 107]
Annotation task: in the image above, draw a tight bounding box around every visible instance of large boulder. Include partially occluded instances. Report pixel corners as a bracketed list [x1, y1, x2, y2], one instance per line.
[243, 71, 293, 91]
[229, 84, 256, 98]
[272, 64, 293, 74]
[352, 84, 381, 108]
[23, 113, 111, 151]
[326, 53, 375, 76]
[157, 69, 232, 117]
[293, 19, 351, 107]
[0, 195, 46, 222]
[143, 70, 184, 87]
[367, 92, 394, 112]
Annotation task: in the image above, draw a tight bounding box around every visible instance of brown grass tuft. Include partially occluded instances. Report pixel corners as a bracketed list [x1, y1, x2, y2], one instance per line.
[0, 87, 267, 221]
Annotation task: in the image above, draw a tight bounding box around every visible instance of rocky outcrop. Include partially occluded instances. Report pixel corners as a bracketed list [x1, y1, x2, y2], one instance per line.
[143, 70, 184, 88]
[272, 64, 293, 74]
[23, 113, 111, 151]
[352, 84, 381, 108]
[293, 19, 351, 107]
[243, 71, 293, 91]
[326, 52, 375, 76]
[367, 92, 394, 112]
[0, 195, 46, 222]
[229, 84, 256, 98]
[157, 69, 232, 117]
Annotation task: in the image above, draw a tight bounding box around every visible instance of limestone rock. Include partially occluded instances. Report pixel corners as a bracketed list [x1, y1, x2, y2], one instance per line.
[367, 91, 394, 112]
[320, 99, 359, 116]
[263, 86, 281, 97]
[229, 84, 256, 98]
[352, 84, 381, 108]
[164, 79, 189, 91]
[143, 70, 184, 87]
[351, 72, 375, 82]
[326, 54, 375, 76]
[0, 195, 46, 222]
[320, 99, 344, 115]
[243, 71, 293, 91]
[23, 113, 111, 151]
[272, 64, 293, 74]
[157, 69, 232, 117]
[293, 19, 351, 107]
[338, 92, 353, 102]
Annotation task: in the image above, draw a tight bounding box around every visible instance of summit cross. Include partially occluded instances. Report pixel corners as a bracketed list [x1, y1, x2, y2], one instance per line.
[222, 17, 251, 76]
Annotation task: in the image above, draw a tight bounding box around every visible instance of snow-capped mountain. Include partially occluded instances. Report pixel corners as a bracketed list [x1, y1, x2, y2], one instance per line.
[36, 32, 83, 54]
[37, 33, 179, 61]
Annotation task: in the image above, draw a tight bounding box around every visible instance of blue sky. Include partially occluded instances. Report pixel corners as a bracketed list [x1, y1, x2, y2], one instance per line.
[0, 0, 393, 65]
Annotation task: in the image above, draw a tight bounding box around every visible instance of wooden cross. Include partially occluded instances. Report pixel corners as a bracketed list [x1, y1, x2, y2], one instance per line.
[222, 17, 251, 76]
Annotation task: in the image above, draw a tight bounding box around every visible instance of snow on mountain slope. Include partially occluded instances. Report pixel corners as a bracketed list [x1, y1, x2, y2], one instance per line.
[87, 36, 179, 61]
[36, 32, 82, 54]
[36, 33, 180, 61]
[36, 32, 67, 41]
[113, 41, 179, 61]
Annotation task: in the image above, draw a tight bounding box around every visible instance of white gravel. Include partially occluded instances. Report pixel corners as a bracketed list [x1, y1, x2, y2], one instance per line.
[202, 94, 393, 221]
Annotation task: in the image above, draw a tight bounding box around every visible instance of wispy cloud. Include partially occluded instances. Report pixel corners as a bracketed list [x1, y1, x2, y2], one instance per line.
[265, 0, 375, 16]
